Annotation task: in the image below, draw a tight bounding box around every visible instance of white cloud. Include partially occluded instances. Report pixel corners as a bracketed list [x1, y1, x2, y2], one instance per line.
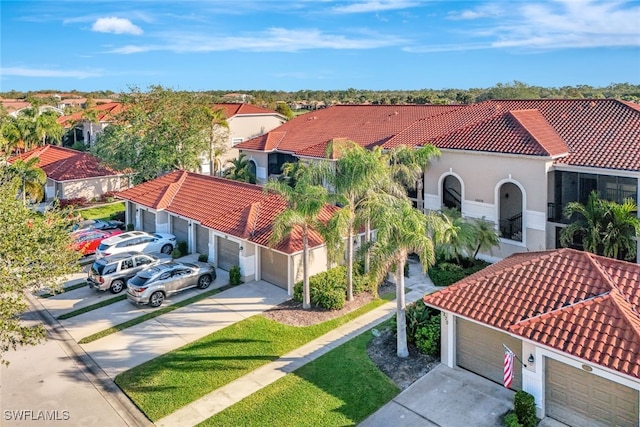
[0, 67, 102, 79]
[331, 1, 420, 13]
[108, 27, 406, 54]
[92, 17, 143, 35]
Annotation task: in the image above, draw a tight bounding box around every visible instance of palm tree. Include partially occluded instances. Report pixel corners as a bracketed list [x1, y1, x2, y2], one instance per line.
[35, 111, 64, 147]
[2, 115, 33, 154]
[312, 141, 401, 302]
[204, 106, 228, 176]
[470, 217, 500, 259]
[279, 161, 307, 188]
[386, 144, 441, 211]
[369, 199, 440, 357]
[601, 198, 640, 260]
[560, 190, 640, 260]
[266, 180, 329, 309]
[435, 208, 476, 263]
[9, 157, 46, 205]
[224, 153, 256, 184]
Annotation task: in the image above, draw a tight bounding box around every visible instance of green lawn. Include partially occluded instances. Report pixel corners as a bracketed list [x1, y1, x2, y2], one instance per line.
[115, 297, 390, 421]
[199, 325, 399, 427]
[77, 201, 125, 220]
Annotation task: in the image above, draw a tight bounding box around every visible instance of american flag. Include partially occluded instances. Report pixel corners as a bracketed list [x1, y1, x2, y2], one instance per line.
[503, 346, 514, 389]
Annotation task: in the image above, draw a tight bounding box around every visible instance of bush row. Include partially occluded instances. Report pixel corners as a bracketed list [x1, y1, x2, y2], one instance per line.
[403, 299, 441, 355]
[428, 258, 490, 287]
[293, 265, 370, 310]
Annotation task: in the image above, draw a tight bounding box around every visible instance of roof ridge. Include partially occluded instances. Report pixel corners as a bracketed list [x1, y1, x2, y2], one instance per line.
[585, 251, 620, 294]
[608, 291, 640, 338]
[508, 109, 569, 157]
[157, 170, 188, 209]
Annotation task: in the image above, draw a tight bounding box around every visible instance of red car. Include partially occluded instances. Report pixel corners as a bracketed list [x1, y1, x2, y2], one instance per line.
[72, 228, 123, 256]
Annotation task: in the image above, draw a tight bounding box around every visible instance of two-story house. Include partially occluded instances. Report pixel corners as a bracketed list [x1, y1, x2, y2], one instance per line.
[236, 99, 640, 262]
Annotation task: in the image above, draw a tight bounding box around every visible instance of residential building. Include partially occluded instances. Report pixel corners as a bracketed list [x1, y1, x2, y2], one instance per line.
[116, 170, 335, 294]
[423, 248, 640, 427]
[57, 102, 124, 146]
[8, 145, 128, 201]
[236, 100, 640, 262]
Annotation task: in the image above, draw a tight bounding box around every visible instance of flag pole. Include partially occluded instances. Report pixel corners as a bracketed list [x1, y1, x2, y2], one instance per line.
[502, 343, 527, 367]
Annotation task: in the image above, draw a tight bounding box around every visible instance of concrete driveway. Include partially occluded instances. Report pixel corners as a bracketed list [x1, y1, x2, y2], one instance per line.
[360, 364, 515, 427]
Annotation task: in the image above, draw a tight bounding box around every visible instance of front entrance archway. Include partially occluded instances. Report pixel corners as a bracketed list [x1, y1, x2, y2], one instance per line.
[499, 182, 523, 241]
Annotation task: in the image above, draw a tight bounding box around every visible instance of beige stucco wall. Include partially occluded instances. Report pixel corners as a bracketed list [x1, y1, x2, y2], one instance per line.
[57, 176, 123, 200]
[291, 245, 330, 285]
[240, 151, 270, 183]
[424, 150, 554, 260]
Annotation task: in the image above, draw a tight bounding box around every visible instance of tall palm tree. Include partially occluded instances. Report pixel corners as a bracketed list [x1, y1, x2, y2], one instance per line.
[224, 153, 256, 184]
[369, 199, 440, 357]
[266, 180, 329, 309]
[386, 144, 441, 211]
[9, 157, 46, 205]
[35, 111, 64, 147]
[3, 115, 33, 154]
[204, 106, 228, 176]
[312, 141, 402, 302]
[279, 161, 307, 188]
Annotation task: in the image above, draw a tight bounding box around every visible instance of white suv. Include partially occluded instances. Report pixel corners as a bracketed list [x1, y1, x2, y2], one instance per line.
[95, 231, 176, 259]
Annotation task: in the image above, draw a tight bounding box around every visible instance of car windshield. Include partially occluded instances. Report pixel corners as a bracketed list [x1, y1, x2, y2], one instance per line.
[129, 275, 150, 287]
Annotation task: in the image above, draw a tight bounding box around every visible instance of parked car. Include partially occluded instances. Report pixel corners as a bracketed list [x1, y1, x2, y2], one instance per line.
[87, 251, 172, 294]
[127, 261, 216, 307]
[71, 219, 125, 232]
[95, 231, 176, 259]
[71, 228, 123, 256]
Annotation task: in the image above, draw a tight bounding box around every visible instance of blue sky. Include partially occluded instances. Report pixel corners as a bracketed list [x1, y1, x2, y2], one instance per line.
[1, 0, 639, 93]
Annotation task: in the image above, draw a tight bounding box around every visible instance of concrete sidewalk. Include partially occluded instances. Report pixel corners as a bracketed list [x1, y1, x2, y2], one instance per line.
[157, 259, 438, 427]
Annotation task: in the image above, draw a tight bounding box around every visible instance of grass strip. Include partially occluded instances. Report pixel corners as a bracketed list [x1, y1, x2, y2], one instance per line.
[77, 201, 125, 220]
[78, 285, 232, 344]
[39, 282, 87, 298]
[200, 322, 399, 427]
[116, 295, 391, 421]
[57, 294, 127, 320]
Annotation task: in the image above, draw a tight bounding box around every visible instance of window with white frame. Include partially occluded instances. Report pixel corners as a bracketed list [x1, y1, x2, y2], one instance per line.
[231, 137, 244, 145]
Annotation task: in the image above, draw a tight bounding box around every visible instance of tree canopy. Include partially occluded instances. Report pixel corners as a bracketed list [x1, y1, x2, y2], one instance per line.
[92, 85, 219, 184]
[0, 171, 80, 364]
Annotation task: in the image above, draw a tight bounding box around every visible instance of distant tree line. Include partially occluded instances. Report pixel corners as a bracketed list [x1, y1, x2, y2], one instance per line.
[3, 81, 639, 112]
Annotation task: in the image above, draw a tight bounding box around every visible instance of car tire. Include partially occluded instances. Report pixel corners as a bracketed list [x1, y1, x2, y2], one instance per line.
[160, 244, 173, 255]
[149, 291, 165, 307]
[110, 279, 125, 294]
[197, 274, 212, 289]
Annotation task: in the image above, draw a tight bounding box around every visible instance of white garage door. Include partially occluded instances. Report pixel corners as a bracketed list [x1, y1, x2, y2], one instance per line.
[456, 318, 522, 390]
[195, 225, 209, 256]
[546, 358, 639, 427]
[142, 210, 155, 232]
[171, 216, 189, 245]
[216, 237, 239, 271]
[260, 247, 288, 289]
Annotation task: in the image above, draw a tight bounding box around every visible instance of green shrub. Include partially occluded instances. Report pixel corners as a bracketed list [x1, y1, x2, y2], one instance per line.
[198, 253, 209, 262]
[126, 223, 134, 231]
[428, 258, 490, 286]
[415, 315, 441, 355]
[514, 390, 536, 427]
[229, 265, 241, 285]
[171, 248, 182, 259]
[405, 299, 439, 343]
[177, 240, 188, 255]
[504, 412, 522, 427]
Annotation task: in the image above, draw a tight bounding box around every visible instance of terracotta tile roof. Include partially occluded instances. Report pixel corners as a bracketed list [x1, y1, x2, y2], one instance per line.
[8, 145, 123, 181]
[213, 103, 282, 117]
[239, 100, 640, 171]
[57, 102, 124, 126]
[423, 248, 640, 379]
[236, 105, 462, 155]
[116, 171, 336, 254]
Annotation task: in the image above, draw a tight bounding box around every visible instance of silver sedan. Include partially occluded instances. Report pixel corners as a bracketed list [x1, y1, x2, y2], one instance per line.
[126, 261, 216, 307]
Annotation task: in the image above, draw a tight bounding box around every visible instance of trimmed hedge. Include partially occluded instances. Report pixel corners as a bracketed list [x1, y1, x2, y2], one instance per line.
[293, 266, 368, 310]
[428, 258, 490, 286]
[229, 265, 241, 285]
[514, 391, 537, 427]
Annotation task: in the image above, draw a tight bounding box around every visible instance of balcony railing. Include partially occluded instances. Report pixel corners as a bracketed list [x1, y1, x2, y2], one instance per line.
[500, 213, 522, 242]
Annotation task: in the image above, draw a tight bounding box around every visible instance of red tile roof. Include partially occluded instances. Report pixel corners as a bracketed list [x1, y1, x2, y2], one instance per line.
[8, 145, 124, 181]
[57, 102, 124, 126]
[238, 100, 640, 171]
[116, 171, 336, 254]
[213, 103, 282, 117]
[423, 248, 640, 380]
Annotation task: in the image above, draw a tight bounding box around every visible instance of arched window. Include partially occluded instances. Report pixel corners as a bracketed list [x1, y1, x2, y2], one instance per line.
[499, 182, 523, 242]
[442, 175, 462, 211]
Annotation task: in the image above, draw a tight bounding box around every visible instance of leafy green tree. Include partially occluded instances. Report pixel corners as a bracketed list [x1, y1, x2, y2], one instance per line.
[8, 157, 46, 205]
[92, 85, 216, 183]
[560, 190, 640, 260]
[204, 106, 229, 176]
[275, 102, 294, 120]
[224, 153, 256, 184]
[369, 199, 440, 357]
[0, 174, 80, 365]
[266, 180, 329, 309]
[279, 161, 307, 188]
